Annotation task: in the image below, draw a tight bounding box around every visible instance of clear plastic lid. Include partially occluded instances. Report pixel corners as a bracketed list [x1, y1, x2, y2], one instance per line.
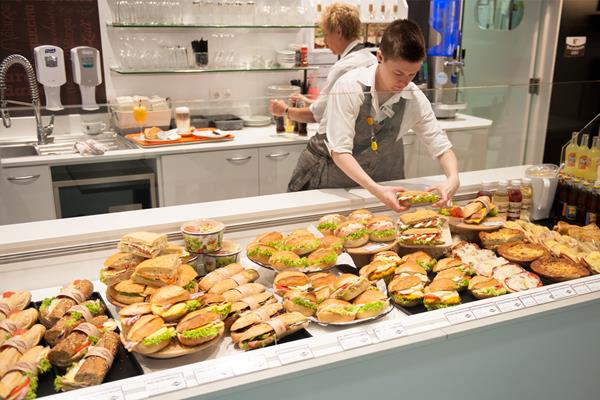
[498, 179, 509, 187]
[510, 179, 521, 187]
[522, 178, 532, 185]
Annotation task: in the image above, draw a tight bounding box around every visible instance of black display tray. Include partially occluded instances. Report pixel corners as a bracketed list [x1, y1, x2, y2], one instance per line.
[33, 292, 144, 397]
[278, 328, 312, 345]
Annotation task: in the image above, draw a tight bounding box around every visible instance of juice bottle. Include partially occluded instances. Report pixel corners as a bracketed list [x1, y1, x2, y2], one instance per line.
[552, 175, 569, 220]
[565, 179, 580, 222]
[520, 178, 533, 221]
[507, 179, 522, 221]
[587, 136, 600, 182]
[585, 182, 599, 225]
[577, 181, 590, 224]
[575, 133, 590, 179]
[477, 180, 494, 198]
[595, 181, 600, 227]
[493, 180, 509, 216]
[564, 132, 578, 176]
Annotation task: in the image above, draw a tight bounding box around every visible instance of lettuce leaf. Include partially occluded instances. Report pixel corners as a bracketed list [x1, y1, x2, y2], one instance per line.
[291, 297, 317, 312]
[40, 297, 54, 313]
[142, 327, 175, 346]
[357, 301, 386, 314]
[25, 374, 38, 400]
[84, 301, 101, 315]
[344, 228, 369, 241]
[371, 229, 397, 239]
[317, 221, 338, 232]
[182, 321, 224, 339]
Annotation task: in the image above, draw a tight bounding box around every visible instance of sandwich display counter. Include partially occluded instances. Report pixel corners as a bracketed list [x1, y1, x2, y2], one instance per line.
[1, 165, 599, 400]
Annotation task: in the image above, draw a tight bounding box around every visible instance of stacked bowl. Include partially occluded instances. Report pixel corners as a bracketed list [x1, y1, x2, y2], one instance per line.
[276, 50, 296, 68]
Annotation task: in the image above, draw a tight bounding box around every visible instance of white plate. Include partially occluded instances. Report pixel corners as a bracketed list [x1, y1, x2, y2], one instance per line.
[192, 129, 227, 139]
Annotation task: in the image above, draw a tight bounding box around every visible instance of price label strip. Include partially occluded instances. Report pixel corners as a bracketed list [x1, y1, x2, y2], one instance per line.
[276, 345, 314, 365]
[519, 295, 537, 308]
[532, 291, 555, 304]
[374, 321, 406, 341]
[586, 279, 600, 292]
[194, 363, 234, 385]
[445, 309, 475, 325]
[572, 283, 591, 295]
[231, 354, 269, 376]
[82, 386, 125, 400]
[471, 304, 500, 319]
[338, 331, 372, 350]
[496, 298, 525, 313]
[145, 372, 187, 396]
[549, 286, 576, 300]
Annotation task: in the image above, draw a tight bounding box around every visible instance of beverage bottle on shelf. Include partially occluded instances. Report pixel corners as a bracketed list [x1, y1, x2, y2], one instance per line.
[564, 132, 578, 176]
[552, 175, 569, 220]
[576, 181, 590, 225]
[587, 136, 600, 182]
[585, 182, 599, 225]
[520, 178, 533, 221]
[575, 133, 590, 179]
[565, 179, 580, 222]
[477, 180, 494, 198]
[507, 179, 522, 221]
[296, 99, 308, 136]
[594, 181, 600, 227]
[493, 180, 509, 217]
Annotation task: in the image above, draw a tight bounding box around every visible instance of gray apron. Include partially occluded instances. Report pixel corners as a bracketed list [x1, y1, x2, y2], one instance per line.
[288, 86, 406, 191]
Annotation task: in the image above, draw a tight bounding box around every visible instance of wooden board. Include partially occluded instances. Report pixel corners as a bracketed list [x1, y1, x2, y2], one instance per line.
[120, 331, 224, 359]
[126, 132, 235, 148]
[448, 215, 506, 232]
[346, 241, 398, 256]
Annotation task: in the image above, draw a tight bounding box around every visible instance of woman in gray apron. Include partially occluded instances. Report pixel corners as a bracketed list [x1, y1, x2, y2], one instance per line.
[287, 20, 460, 213]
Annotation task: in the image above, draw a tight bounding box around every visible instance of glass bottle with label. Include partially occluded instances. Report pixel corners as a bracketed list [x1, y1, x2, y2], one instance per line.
[565, 179, 580, 222]
[520, 178, 533, 221]
[575, 133, 590, 179]
[552, 175, 569, 220]
[585, 181, 599, 225]
[477, 180, 494, 198]
[576, 181, 590, 224]
[507, 179, 522, 221]
[493, 180, 509, 217]
[564, 132, 578, 177]
[587, 136, 600, 182]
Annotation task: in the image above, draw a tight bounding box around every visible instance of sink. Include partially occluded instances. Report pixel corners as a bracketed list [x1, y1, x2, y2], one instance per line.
[0, 144, 39, 158]
[37, 133, 137, 156]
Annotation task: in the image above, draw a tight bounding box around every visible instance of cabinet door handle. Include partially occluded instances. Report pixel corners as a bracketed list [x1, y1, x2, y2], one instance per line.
[7, 174, 40, 182]
[265, 152, 290, 159]
[226, 156, 252, 162]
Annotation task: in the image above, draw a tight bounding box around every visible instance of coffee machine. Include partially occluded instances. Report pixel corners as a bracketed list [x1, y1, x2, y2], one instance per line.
[427, 0, 466, 119]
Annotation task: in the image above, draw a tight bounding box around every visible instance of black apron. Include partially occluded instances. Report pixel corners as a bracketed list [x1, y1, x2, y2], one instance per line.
[287, 85, 407, 191]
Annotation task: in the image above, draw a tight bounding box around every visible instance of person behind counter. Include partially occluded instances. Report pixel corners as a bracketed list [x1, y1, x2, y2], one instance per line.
[286, 19, 459, 213]
[270, 2, 376, 126]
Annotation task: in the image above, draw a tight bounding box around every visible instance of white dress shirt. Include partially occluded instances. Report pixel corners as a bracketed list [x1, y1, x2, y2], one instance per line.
[309, 40, 377, 134]
[324, 63, 453, 159]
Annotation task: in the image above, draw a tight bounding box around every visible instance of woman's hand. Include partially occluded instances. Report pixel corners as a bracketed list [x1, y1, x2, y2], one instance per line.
[269, 99, 287, 116]
[372, 184, 411, 213]
[428, 176, 460, 208]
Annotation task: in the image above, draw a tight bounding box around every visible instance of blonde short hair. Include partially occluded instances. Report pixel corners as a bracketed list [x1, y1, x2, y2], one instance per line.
[320, 3, 361, 41]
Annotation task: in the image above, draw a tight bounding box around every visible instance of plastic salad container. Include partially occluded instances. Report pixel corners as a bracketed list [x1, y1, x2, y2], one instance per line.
[181, 219, 225, 254]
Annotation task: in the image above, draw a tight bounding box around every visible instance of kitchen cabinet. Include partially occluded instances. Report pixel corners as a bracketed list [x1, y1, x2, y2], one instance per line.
[0, 165, 55, 224]
[259, 143, 305, 195]
[161, 148, 259, 206]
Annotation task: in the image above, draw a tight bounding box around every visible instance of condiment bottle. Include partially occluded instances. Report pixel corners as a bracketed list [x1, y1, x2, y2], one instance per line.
[507, 179, 522, 221]
[493, 180, 509, 216]
[296, 99, 307, 136]
[520, 178, 533, 221]
[477, 181, 494, 198]
[575, 133, 590, 179]
[564, 132, 579, 177]
[565, 178, 580, 222]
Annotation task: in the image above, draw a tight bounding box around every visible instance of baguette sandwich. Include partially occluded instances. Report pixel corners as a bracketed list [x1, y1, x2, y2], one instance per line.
[0, 309, 38, 347]
[388, 275, 426, 307]
[399, 228, 445, 246]
[230, 303, 285, 343]
[176, 310, 224, 347]
[347, 209, 374, 225]
[367, 216, 397, 242]
[118, 303, 152, 336]
[199, 263, 244, 292]
[468, 276, 507, 299]
[463, 196, 497, 224]
[316, 299, 356, 323]
[123, 315, 174, 355]
[150, 286, 191, 322]
[273, 271, 311, 296]
[208, 269, 259, 295]
[397, 209, 443, 232]
[0, 292, 31, 322]
[47, 316, 110, 367]
[237, 312, 309, 351]
[401, 251, 437, 272]
[39, 280, 93, 328]
[330, 274, 371, 301]
[316, 214, 347, 236]
[106, 279, 156, 305]
[283, 291, 317, 317]
[359, 260, 396, 282]
[334, 221, 370, 248]
[423, 279, 461, 310]
[397, 191, 441, 204]
[0, 345, 51, 400]
[0, 324, 46, 378]
[44, 300, 106, 346]
[352, 289, 388, 319]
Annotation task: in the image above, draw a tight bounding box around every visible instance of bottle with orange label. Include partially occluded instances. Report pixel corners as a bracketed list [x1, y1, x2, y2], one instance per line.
[587, 136, 600, 182]
[564, 132, 578, 176]
[575, 133, 590, 179]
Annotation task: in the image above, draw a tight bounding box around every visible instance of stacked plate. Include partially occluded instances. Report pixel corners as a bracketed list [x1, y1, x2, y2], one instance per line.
[276, 50, 296, 68]
[242, 115, 272, 127]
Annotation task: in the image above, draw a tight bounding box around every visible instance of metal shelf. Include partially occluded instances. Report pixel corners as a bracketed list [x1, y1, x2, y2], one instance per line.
[107, 23, 316, 29]
[110, 66, 318, 75]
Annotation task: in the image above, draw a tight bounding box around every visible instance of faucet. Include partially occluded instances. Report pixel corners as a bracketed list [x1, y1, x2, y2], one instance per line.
[0, 54, 54, 145]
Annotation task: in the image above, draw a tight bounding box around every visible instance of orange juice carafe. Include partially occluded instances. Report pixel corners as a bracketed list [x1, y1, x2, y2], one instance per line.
[587, 136, 600, 182]
[564, 132, 578, 176]
[575, 133, 590, 180]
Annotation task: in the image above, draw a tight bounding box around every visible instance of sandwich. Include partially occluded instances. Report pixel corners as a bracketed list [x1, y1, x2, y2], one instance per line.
[118, 303, 152, 336]
[0, 345, 50, 400]
[176, 310, 224, 347]
[463, 196, 497, 224]
[397, 209, 443, 232]
[0, 292, 31, 322]
[150, 286, 191, 322]
[401, 251, 437, 272]
[123, 314, 174, 354]
[388, 275, 426, 307]
[306, 247, 337, 269]
[208, 269, 259, 295]
[479, 228, 525, 250]
[268, 251, 306, 271]
[44, 300, 106, 346]
[434, 268, 470, 291]
[221, 283, 266, 303]
[491, 263, 526, 284]
[399, 228, 444, 246]
[131, 254, 181, 287]
[286, 229, 313, 239]
[246, 242, 278, 266]
[39, 280, 93, 328]
[273, 271, 311, 296]
[583, 251, 600, 274]
[283, 291, 317, 317]
[318, 235, 344, 255]
[199, 263, 244, 292]
[254, 231, 284, 248]
[367, 216, 397, 242]
[0, 309, 38, 346]
[359, 260, 396, 282]
[160, 242, 190, 259]
[352, 289, 388, 319]
[330, 274, 370, 301]
[432, 257, 471, 274]
[423, 279, 461, 310]
[176, 264, 199, 293]
[316, 214, 347, 236]
[394, 261, 429, 283]
[225, 292, 276, 327]
[0, 325, 46, 378]
[282, 235, 321, 256]
[100, 252, 144, 287]
[47, 315, 109, 367]
[468, 276, 507, 299]
[308, 272, 337, 303]
[237, 312, 309, 351]
[504, 271, 543, 292]
[118, 231, 168, 258]
[230, 303, 285, 343]
[106, 279, 156, 305]
[334, 221, 370, 248]
[316, 299, 356, 323]
[54, 331, 120, 391]
[347, 209, 374, 225]
[397, 191, 441, 204]
[372, 251, 402, 265]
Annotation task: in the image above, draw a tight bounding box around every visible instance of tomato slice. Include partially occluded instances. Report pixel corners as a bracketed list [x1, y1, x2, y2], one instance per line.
[73, 280, 81, 285]
[8, 376, 30, 399]
[2, 291, 15, 298]
[14, 329, 28, 336]
[73, 340, 91, 355]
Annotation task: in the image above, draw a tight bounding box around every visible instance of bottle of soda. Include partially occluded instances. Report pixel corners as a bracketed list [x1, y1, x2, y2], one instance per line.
[565, 179, 580, 222]
[552, 175, 568, 220]
[586, 182, 598, 225]
[577, 181, 590, 225]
